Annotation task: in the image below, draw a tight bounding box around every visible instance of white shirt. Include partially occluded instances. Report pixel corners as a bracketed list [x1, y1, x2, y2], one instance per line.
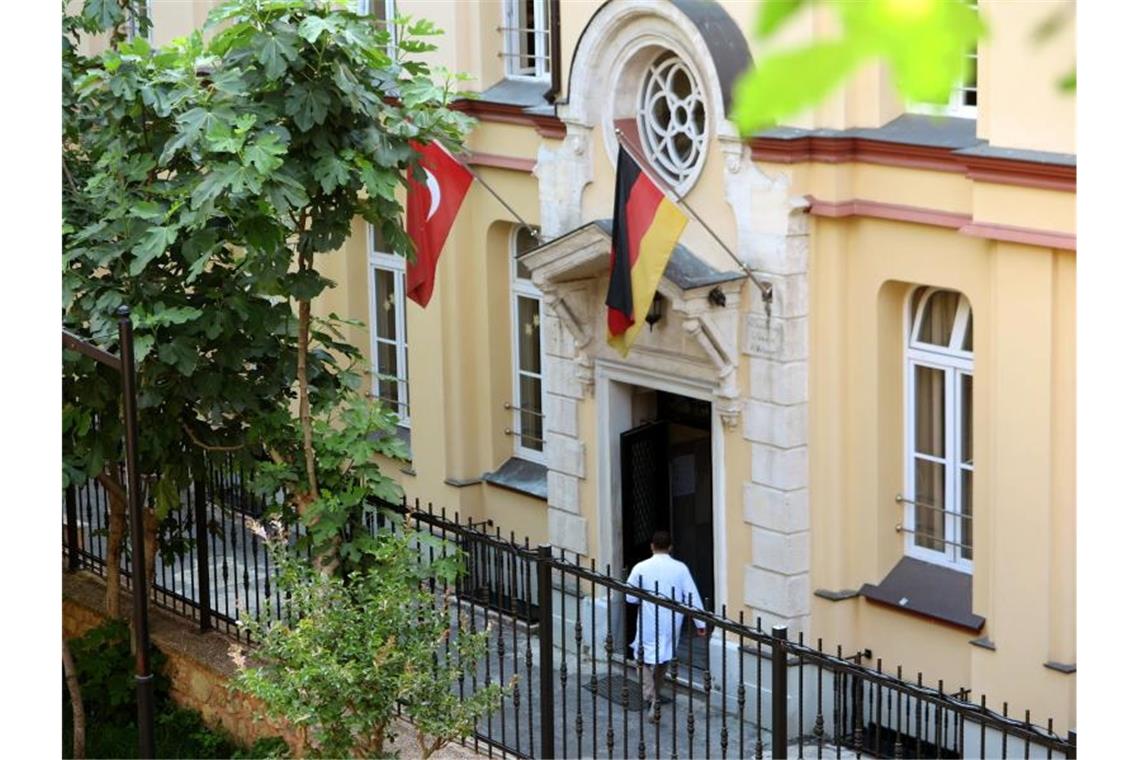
[625, 552, 707, 664]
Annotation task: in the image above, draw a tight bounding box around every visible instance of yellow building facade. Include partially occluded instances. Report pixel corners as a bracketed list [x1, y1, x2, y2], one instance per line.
[126, 0, 1077, 734]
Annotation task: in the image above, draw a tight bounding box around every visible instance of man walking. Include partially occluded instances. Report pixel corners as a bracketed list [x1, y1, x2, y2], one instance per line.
[626, 530, 707, 718]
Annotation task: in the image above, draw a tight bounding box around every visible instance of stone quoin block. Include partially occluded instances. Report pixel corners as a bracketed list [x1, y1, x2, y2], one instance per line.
[743, 566, 811, 618]
[544, 394, 579, 437]
[743, 484, 810, 534]
[744, 400, 808, 449]
[748, 273, 809, 320]
[541, 314, 577, 359]
[752, 233, 809, 276]
[545, 356, 584, 400]
[546, 470, 580, 513]
[751, 527, 811, 575]
[749, 358, 808, 405]
[548, 508, 589, 556]
[751, 443, 809, 492]
[546, 432, 586, 478]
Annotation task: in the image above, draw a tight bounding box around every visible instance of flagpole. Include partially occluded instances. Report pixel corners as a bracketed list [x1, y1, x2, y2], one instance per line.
[614, 128, 773, 301]
[456, 156, 543, 242]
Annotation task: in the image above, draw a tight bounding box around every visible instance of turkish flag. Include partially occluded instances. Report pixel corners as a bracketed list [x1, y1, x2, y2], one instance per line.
[405, 141, 473, 307]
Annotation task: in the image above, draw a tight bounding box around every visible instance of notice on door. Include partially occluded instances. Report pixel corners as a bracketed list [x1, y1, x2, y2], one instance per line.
[670, 453, 696, 497]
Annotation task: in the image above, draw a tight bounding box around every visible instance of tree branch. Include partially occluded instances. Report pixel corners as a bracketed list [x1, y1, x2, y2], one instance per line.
[182, 422, 246, 453]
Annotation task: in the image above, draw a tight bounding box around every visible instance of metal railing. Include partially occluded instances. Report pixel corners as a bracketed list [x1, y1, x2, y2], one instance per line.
[63, 476, 1075, 759]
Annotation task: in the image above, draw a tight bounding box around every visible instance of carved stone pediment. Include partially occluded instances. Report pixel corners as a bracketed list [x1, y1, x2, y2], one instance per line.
[518, 219, 746, 425]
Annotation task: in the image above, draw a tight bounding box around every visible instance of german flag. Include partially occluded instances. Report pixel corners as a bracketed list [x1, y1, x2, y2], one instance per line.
[605, 147, 688, 356]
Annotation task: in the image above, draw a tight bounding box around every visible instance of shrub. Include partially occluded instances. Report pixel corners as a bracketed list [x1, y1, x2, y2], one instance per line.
[233, 516, 506, 758]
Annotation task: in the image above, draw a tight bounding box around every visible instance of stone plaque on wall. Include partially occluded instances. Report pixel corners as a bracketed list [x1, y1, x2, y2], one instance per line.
[744, 314, 783, 357]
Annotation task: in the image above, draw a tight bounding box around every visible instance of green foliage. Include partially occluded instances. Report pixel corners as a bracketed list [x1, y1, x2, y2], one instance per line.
[62, 0, 473, 572]
[232, 736, 292, 760]
[66, 619, 170, 724]
[233, 525, 505, 758]
[252, 390, 411, 570]
[63, 620, 287, 759]
[733, 0, 986, 133]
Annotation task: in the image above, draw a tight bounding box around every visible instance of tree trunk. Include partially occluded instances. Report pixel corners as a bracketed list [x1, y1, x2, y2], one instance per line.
[143, 505, 158, 596]
[98, 467, 128, 618]
[297, 296, 318, 501]
[63, 637, 86, 760]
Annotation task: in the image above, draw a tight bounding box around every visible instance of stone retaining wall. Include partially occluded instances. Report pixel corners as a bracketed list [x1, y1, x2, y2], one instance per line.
[62, 571, 480, 758]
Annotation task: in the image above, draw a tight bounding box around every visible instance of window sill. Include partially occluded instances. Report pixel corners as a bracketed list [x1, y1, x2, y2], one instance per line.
[483, 457, 548, 501]
[859, 557, 985, 632]
[478, 78, 551, 109]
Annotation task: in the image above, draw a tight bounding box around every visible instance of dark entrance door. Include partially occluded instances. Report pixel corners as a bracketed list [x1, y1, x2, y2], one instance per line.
[618, 393, 713, 665]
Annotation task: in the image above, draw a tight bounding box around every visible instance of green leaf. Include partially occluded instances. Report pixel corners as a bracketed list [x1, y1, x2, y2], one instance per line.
[151, 306, 203, 326]
[297, 15, 333, 43]
[285, 83, 332, 132]
[732, 41, 857, 133]
[130, 226, 177, 275]
[243, 132, 289, 174]
[314, 152, 352, 194]
[252, 29, 299, 81]
[133, 333, 156, 361]
[83, 0, 123, 30]
[756, 0, 806, 38]
[206, 116, 246, 153]
[191, 162, 243, 208]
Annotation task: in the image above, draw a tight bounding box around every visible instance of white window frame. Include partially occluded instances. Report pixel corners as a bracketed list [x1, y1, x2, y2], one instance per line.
[903, 288, 973, 572]
[125, 0, 155, 43]
[368, 230, 410, 429]
[637, 52, 709, 195]
[502, 0, 550, 80]
[510, 228, 545, 462]
[908, 2, 978, 118]
[357, 0, 399, 60]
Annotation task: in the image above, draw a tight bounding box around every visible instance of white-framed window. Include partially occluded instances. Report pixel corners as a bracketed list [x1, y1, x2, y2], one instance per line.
[502, 0, 551, 79]
[125, 0, 155, 43]
[637, 51, 708, 194]
[510, 226, 544, 460]
[368, 225, 410, 428]
[909, 1, 978, 118]
[904, 287, 974, 571]
[357, 0, 399, 59]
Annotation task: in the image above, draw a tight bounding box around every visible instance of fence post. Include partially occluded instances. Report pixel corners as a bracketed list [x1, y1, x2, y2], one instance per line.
[1066, 729, 1077, 759]
[537, 544, 555, 759]
[65, 484, 80, 572]
[194, 478, 211, 633]
[772, 625, 789, 760]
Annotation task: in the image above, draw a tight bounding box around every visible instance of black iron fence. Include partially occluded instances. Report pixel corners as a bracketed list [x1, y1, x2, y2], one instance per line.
[63, 472, 1076, 759]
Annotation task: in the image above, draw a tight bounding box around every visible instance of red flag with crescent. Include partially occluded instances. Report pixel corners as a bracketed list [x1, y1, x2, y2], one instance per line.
[405, 140, 473, 307]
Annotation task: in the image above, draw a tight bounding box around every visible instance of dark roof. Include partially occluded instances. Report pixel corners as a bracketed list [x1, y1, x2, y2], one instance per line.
[670, 0, 753, 112]
[530, 218, 745, 290]
[757, 113, 1075, 167]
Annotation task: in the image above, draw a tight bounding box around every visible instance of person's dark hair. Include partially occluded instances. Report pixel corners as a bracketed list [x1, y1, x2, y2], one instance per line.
[651, 530, 672, 551]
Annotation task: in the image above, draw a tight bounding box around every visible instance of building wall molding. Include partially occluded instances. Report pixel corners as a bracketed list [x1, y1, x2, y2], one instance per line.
[750, 136, 1076, 193]
[807, 196, 1077, 251]
[453, 99, 568, 139]
[465, 151, 538, 173]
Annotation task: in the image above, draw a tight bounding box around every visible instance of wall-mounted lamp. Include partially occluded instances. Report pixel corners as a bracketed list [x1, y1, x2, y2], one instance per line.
[707, 286, 726, 307]
[645, 292, 665, 331]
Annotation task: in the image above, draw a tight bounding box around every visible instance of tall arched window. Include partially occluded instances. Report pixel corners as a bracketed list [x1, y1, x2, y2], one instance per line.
[367, 224, 410, 428]
[905, 287, 973, 570]
[510, 226, 544, 460]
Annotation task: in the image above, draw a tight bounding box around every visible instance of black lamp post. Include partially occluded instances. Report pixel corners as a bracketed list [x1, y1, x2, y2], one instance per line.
[117, 306, 156, 759]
